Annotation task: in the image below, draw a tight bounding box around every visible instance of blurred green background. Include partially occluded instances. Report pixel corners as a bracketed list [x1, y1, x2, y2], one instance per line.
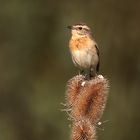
[0, 0, 140, 140]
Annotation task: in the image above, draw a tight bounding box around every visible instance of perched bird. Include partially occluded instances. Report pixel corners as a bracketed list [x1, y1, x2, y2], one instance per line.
[67, 23, 100, 79]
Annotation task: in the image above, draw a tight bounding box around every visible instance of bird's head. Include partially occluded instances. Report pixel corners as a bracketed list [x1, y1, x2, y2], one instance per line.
[67, 23, 92, 38]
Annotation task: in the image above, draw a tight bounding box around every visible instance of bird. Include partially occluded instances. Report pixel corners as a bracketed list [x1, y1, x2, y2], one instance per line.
[67, 23, 100, 79]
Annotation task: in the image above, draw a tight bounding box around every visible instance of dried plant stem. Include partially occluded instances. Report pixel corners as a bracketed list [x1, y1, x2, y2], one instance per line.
[65, 75, 109, 140]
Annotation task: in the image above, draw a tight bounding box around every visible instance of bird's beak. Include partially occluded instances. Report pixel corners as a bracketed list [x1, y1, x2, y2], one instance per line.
[67, 25, 72, 29]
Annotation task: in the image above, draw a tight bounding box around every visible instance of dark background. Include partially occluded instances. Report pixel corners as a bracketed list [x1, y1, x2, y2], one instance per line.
[0, 0, 140, 140]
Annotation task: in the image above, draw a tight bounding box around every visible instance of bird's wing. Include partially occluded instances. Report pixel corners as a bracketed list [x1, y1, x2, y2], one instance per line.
[95, 44, 100, 72]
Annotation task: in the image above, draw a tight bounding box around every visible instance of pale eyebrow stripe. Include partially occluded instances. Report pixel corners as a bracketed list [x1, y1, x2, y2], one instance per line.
[74, 25, 90, 30]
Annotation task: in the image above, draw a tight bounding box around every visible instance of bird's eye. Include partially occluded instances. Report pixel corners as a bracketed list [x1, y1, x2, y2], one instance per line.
[78, 27, 82, 30]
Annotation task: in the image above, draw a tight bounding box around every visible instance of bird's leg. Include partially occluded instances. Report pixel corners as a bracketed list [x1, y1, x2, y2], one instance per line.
[79, 70, 88, 80]
[90, 67, 97, 79]
[85, 74, 90, 80]
[83, 69, 90, 80]
[79, 69, 84, 75]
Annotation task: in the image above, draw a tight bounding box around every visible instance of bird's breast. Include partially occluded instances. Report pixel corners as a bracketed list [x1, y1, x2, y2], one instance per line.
[69, 37, 90, 51]
[69, 37, 98, 69]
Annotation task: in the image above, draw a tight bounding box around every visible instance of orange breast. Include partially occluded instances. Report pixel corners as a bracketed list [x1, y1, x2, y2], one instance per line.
[69, 37, 91, 51]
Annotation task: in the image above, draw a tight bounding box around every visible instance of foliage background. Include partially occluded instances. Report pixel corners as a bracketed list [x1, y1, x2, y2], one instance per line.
[0, 0, 140, 140]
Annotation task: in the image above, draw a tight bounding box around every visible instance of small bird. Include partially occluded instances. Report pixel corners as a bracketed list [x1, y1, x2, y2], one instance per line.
[67, 23, 100, 79]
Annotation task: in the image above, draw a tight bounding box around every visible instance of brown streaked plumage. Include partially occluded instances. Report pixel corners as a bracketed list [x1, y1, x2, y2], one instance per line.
[67, 23, 100, 79]
[69, 36, 91, 50]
